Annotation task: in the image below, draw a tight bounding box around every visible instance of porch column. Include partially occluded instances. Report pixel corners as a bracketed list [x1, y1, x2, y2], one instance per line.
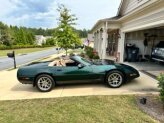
[98, 30, 101, 57]
[118, 31, 125, 62]
[101, 22, 108, 59]
[96, 32, 99, 52]
[93, 32, 97, 50]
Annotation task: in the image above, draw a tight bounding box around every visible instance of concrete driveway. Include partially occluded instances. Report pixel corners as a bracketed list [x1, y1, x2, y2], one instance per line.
[0, 69, 159, 101]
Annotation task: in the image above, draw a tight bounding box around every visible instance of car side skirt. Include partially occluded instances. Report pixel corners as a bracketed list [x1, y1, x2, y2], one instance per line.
[56, 78, 103, 85]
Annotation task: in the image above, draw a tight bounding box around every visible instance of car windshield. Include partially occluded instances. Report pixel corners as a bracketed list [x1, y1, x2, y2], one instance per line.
[81, 57, 93, 65]
[72, 56, 93, 66]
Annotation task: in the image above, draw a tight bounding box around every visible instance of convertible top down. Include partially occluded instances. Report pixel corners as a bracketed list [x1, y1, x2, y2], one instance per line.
[17, 55, 140, 92]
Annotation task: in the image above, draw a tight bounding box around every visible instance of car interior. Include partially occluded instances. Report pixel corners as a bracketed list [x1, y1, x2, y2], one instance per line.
[48, 58, 79, 67]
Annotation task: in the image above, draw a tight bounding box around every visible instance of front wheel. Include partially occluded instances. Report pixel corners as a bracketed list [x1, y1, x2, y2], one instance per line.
[106, 70, 124, 88]
[35, 74, 55, 92]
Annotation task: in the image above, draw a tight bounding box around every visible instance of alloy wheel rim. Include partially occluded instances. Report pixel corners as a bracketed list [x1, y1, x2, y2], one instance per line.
[37, 77, 52, 91]
[108, 73, 122, 87]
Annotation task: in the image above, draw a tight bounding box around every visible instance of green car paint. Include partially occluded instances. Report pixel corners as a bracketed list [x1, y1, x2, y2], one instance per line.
[17, 55, 139, 85]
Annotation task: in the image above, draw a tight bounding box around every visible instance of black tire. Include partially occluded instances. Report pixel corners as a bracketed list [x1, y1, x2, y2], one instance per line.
[106, 70, 124, 88]
[35, 74, 55, 92]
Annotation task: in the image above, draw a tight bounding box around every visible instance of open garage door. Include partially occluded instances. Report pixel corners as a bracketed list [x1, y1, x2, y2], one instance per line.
[124, 26, 164, 62]
[124, 26, 164, 78]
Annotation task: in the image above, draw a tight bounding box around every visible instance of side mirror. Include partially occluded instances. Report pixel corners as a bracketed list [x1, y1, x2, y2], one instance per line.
[78, 64, 84, 69]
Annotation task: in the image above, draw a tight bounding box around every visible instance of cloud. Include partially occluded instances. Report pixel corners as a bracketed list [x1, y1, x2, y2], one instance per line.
[0, 0, 121, 29]
[8, 0, 55, 16]
[1, 0, 57, 28]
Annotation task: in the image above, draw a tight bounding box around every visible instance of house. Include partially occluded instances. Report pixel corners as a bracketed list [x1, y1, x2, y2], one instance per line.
[35, 35, 46, 45]
[35, 35, 53, 45]
[90, 0, 164, 62]
[82, 35, 94, 48]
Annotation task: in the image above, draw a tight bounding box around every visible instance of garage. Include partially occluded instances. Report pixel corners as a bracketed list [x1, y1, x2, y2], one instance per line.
[91, 0, 164, 77]
[124, 27, 164, 62]
[124, 27, 164, 78]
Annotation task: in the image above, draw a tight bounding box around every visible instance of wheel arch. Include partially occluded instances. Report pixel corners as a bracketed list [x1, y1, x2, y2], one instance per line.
[33, 73, 55, 87]
[104, 69, 127, 83]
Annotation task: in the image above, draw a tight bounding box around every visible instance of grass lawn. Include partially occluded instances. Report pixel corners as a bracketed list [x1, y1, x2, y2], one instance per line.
[0, 47, 54, 57]
[0, 95, 157, 123]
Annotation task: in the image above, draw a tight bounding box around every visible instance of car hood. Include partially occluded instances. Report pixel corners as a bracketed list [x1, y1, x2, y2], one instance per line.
[93, 59, 138, 72]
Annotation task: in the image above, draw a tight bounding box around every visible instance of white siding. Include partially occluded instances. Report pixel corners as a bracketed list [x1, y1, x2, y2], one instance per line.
[120, 0, 150, 15]
[121, 1, 164, 32]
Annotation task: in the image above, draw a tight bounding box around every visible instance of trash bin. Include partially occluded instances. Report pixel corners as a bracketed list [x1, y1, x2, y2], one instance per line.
[126, 44, 139, 62]
[131, 48, 139, 62]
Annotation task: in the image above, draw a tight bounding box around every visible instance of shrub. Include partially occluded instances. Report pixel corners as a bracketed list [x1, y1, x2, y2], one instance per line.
[84, 46, 99, 59]
[92, 55, 100, 59]
[0, 45, 51, 50]
[158, 73, 164, 108]
[79, 52, 85, 57]
[69, 52, 75, 56]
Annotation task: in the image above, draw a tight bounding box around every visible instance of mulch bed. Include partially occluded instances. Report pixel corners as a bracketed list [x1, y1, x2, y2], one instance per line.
[136, 94, 164, 122]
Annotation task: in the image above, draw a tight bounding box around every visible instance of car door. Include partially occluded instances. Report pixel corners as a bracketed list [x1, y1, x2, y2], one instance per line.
[52, 65, 96, 83]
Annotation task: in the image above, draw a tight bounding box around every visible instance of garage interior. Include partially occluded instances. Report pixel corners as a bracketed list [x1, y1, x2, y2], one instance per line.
[124, 26, 164, 78]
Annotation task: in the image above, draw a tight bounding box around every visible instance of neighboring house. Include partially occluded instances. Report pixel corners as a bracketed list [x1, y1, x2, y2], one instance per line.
[87, 34, 94, 48]
[35, 35, 53, 45]
[87, 34, 94, 42]
[90, 0, 164, 62]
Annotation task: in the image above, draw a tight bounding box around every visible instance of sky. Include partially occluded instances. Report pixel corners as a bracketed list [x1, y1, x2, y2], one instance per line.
[0, 0, 121, 29]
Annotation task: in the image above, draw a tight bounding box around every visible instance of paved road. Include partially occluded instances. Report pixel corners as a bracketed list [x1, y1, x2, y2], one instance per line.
[0, 48, 57, 71]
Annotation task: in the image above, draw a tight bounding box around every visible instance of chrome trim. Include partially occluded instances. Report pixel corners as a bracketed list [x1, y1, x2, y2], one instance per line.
[152, 58, 164, 62]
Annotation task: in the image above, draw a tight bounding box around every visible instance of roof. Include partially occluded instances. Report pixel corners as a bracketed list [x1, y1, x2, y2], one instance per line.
[90, 16, 120, 33]
[117, 0, 124, 16]
[90, 0, 124, 33]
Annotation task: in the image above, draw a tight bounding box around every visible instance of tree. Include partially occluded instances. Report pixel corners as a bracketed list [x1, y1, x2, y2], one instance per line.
[54, 4, 81, 55]
[45, 38, 56, 46]
[10, 26, 35, 45]
[0, 22, 13, 46]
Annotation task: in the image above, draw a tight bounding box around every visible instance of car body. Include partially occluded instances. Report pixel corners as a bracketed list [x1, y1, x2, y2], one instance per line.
[17, 55, 140, 92]
[152, 41, 164, 62]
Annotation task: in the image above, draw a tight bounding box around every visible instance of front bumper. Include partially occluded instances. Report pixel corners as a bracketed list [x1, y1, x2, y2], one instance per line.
[18, 77, 33, 84]
[126, 72, 140, 81]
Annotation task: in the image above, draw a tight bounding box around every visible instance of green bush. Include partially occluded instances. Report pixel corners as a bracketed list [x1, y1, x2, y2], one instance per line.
[0, 45, 51, 50]
[85, 46, 93, 58]
[79, 52, 85, 57]
[92, 55, 100, 59]
[69, 52, 75, 56]
[158, 73, 164, 106]
[84, 46, 99, 59]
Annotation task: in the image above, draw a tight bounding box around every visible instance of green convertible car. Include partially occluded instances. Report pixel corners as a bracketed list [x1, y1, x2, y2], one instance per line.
[17, 55, 140, 92]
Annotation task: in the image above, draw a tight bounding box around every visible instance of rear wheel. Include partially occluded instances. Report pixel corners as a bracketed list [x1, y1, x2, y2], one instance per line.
[35, 74, 55, 92]
[106, 70, 124, 88]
